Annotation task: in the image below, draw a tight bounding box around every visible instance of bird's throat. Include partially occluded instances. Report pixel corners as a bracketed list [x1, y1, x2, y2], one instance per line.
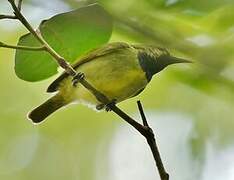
[137, 51, 158, 81]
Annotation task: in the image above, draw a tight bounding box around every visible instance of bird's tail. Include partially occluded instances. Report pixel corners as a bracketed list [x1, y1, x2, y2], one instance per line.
[28, 94, 68, 124]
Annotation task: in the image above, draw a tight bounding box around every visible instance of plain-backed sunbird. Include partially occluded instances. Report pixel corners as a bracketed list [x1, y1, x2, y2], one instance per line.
[28, 42, 191, 123]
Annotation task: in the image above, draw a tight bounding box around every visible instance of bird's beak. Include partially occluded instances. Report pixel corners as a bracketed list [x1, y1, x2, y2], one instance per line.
[154, 55, 192, 74]
[167, 56, 192, 65]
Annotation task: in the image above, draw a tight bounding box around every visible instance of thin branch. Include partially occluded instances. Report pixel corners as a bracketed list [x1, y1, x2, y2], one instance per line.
[4, 1, 169, 180]
[0, 41, 46, 51]
[0, 14, 17, 20]
[137, 101, 169, 180]
[109, 103, 169, 180]
[109, 104, 147, 136]
[137, 100, 148, 126]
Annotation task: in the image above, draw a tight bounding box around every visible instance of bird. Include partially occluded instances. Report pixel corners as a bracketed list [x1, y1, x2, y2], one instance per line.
[28, 42, 191, 123]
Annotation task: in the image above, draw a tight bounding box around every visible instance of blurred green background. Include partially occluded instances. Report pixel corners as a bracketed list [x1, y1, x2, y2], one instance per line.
[1, 0, 234, 179]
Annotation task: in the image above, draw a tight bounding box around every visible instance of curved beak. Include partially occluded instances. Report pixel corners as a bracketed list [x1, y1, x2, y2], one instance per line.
[167, 56, 192, 65]
[153, 55, 192, 74]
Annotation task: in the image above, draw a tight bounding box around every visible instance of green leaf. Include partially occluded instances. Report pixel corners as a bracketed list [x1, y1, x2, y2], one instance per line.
[15, 4, 113, 82]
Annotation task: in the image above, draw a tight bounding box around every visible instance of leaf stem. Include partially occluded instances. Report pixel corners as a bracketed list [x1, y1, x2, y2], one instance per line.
[0, 41, 46, 51]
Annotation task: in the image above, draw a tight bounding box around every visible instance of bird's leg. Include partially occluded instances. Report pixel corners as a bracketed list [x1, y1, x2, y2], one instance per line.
[96, 99, 117, 112]
[72, 72, 85, 87]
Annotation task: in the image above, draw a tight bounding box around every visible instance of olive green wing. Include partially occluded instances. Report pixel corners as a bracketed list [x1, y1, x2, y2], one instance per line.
[47, 42, 131, 93]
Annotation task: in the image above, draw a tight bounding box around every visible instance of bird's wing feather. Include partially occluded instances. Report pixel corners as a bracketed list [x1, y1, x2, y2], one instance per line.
[47, 42, 132, 93]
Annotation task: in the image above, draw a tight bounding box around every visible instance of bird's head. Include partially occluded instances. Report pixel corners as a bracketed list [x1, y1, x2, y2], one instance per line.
[135, 45, 191, 80]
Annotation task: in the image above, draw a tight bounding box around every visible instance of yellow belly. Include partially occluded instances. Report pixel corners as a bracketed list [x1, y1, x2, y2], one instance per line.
[58, 49, 148, 108]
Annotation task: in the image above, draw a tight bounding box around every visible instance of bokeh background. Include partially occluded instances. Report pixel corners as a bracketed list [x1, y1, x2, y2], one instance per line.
[1, 0, 234, 179]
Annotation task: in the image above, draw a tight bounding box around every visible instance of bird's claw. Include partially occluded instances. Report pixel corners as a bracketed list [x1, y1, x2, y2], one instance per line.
[72, 72, 85, 87]
[96, 99, 117, 112]
[105, 99, 117, 112]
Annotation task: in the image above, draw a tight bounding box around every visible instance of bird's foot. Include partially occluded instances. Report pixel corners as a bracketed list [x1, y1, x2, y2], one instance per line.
[105, 99, 116, 112]
[72, 72, 85, 87]
[96, 99, 117, 112]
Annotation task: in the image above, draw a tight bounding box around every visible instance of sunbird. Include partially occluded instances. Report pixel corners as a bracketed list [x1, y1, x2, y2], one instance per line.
[28, 42, 190, 123]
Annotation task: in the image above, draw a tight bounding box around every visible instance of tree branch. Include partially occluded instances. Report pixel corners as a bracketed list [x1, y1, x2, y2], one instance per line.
[0, 41, 46, 51]
[3, 1, 169, 179]
[137, 101, 169, 180]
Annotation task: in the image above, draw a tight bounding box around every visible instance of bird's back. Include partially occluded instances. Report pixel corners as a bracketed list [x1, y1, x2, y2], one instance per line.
[47, 42, 133, 93]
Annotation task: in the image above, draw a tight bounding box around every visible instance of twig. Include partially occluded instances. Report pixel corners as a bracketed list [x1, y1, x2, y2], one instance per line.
[137, 101, 169, 180]
[137, 100, 149, 126]
[108, 103, 169, 180]
[110, 104, 148, 136]
[0, 14, 16, 19]
[0, 41, 46, 51]
[3, 1, 169, 179]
